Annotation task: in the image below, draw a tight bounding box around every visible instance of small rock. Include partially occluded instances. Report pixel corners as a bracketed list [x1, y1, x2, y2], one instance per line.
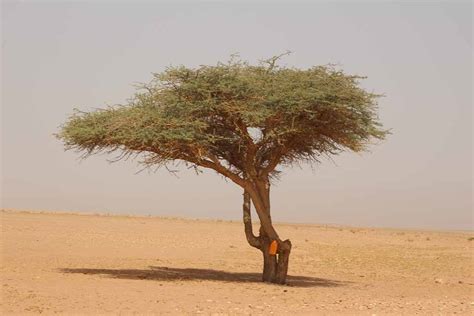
[435, 278, 444, 284]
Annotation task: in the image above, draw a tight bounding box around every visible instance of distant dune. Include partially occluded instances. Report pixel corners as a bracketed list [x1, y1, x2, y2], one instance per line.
[1, 210, 473, 315]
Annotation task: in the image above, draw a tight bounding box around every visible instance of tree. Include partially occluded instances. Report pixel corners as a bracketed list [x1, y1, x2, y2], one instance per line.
[57, 54, 387, 284]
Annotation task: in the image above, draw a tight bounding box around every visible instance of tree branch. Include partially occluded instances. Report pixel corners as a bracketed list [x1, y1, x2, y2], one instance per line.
[233, 118, 259, 178]
[260, 146, 287, 176]
[243, 189, 261, 249]
[189, 154, 248, 188]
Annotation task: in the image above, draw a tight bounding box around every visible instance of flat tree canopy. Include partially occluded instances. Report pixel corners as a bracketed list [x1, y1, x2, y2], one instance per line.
[58, 54, 387, 284]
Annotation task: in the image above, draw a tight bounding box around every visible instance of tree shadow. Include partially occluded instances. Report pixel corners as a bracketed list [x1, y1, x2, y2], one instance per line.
[60, 266, 349, 288]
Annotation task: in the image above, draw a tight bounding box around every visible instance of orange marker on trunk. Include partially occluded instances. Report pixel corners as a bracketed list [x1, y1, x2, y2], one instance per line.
[269, 240, 278, 255]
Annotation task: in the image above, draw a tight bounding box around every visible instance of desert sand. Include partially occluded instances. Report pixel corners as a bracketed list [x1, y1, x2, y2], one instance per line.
[1, 210, 472, 315]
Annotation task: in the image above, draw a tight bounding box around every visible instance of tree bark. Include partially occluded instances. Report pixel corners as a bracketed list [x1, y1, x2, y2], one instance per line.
[261, 237, 278, 282]
[241, 185, 292, 284]
[274, 239, 292, 284]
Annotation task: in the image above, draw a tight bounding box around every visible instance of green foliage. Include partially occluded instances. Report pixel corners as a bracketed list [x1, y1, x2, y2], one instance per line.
[58, 54, 388, 182]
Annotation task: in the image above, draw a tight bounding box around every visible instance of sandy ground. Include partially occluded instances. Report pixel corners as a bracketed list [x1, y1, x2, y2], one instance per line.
[1, 210, 473, 315]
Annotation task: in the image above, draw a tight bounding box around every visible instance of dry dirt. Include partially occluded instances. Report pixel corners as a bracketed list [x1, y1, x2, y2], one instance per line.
[1, 210, 473, 315]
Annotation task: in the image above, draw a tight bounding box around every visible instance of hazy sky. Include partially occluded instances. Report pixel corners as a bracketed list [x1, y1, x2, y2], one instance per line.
[2, 1, 472, 230]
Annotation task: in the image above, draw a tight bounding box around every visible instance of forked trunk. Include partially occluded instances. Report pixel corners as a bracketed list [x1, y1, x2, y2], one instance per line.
[242, 189, 292, 284]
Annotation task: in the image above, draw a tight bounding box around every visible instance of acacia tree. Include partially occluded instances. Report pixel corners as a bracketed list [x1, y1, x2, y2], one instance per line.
[57, 54, 387, 284]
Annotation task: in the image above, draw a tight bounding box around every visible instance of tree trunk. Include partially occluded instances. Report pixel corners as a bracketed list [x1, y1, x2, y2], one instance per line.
[262, 243, 278, 282]
[274, 239, 292, 284]
[259, 228, 277, 282]
[242, 188, 292, 284]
